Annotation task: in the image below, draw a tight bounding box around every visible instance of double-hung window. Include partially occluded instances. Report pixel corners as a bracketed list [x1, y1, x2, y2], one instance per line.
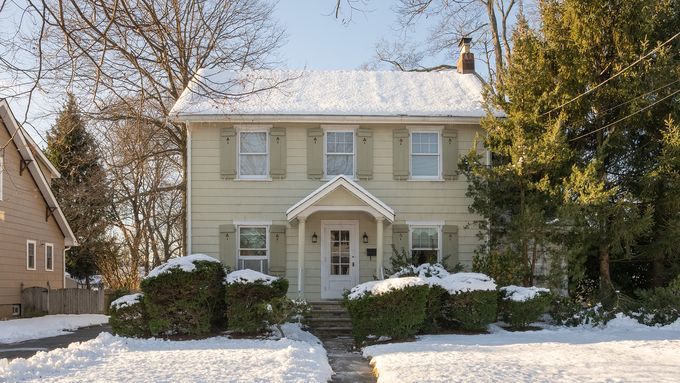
[409, 226, 441, 265]
[45, 243, 54, 271]
[410, 130, 441, 179]
[238, 129, 269, 179]
[27, 240, 36, 270]
[325, 130, 355, 177]
[237, 226, 269, 273]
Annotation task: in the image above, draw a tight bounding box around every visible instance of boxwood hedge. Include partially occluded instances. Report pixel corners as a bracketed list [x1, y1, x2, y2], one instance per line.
[225, 278, 289, 334]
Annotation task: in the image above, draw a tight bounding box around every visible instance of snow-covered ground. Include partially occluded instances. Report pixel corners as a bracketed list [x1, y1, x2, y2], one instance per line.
[0, 315, 109, 344]
[364, 315, 680, 383]
[0, 323, 333, 383]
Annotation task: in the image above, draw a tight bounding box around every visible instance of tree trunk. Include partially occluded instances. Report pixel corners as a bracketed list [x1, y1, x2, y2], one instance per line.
[599, 244, 614, 294]
[486, 0, 505, 86]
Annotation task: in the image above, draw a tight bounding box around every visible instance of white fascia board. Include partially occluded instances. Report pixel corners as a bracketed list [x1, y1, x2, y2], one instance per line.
[171, 114, 484, 125]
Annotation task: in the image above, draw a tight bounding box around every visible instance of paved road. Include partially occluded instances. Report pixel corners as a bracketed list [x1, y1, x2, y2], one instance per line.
[0, 324, 111, 360]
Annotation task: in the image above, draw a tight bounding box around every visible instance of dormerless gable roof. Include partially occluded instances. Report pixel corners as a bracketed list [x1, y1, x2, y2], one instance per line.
[170, 68, 486, 119]
[0, 100, 77, 247]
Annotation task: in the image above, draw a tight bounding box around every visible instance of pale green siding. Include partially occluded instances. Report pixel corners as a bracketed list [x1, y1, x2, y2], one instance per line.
[189, 122, 486, 299]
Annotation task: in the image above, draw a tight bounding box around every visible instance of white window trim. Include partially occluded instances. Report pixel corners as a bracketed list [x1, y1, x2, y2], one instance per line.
[408, 224, 443, 263]
[236, 125, 271, 181]
[45, 243, 54, 271]
[236, 224, 270, 273]
[26, 240, 37, 270]
[408, 126, 443, 181]
[322, 125, 357, 180]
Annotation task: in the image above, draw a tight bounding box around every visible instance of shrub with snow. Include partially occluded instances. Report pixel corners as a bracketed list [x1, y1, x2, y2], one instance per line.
[109, 293, 148, 338]
[225, 269, 289, 334]
[390, 263, 450, 278]
[142, 254, 227, 337]
[629, 280, 680, 326]
[499, 285, 552, 329]
[344, 283, 429, 343]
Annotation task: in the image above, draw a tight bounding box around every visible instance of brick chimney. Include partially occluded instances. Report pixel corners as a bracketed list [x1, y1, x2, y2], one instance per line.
[456, 37, 475, 74]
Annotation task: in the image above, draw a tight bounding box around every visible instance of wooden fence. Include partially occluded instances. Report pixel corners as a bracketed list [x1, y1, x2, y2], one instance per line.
[21, 287, 105, 316]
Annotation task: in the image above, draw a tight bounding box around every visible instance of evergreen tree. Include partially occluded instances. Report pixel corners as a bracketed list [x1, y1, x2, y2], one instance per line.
[45, 94, 111, 288]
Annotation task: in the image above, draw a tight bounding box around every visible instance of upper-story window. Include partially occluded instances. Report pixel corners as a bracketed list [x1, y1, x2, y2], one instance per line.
[45, 243, 54, 271]
[27, 240, 36, 270]
[410, 131, 441, 179]
[238, 129, 269, 179]
[325, 130, 355, 177]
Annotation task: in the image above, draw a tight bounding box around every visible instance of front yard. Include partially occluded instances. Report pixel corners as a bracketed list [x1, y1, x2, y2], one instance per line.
[0, 314, 109, 344]
[0, 323, 332, 383]
[363, 315, 680, 383]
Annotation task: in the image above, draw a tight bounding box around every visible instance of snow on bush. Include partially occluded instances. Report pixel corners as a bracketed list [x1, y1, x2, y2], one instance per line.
[347, 277, 427, 300]
[226, 269, 279, 285]
[434, 273, 497, 295]
[145, 253, 220, 279]
[110, 293, 143, 310]
[390, 263, 450, 278]
[500, 285, 550, 302]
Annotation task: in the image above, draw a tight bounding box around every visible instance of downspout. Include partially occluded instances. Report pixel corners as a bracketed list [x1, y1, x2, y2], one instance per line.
[186, 125, 192, 255]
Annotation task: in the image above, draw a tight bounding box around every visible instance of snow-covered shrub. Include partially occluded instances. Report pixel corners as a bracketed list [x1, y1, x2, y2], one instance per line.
[109, 293, 148, 338]
[345, 278, 429, 343]
[435, 273, 498, 331]
[629, 281, 680, 326]
[142, 254, 227, 337]
[499, 285, 551, 329]
[225, 269, 289, 334]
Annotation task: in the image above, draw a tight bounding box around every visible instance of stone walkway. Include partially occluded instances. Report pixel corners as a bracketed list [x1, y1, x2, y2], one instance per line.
[0, 324, 111, 360]
[322, 336, 376, 383]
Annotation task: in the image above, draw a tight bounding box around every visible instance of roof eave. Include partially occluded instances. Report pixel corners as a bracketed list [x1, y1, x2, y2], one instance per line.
[171, 113, 486, 124]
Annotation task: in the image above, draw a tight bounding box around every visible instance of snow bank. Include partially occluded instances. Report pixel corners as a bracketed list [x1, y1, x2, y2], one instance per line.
[0, 314, 109, 344]
[364, 317, 680, 383]
[226, 269, 279, 285]
[110, 293, 143, 310]
[0, 331, 333, 382]
[348, 277, 427, 300]
[500, 285, 550, 302]
[145, 253, 220, 279]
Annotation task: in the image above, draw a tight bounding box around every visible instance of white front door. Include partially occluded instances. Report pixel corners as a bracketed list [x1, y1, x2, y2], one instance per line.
[321, 220, 359, 299]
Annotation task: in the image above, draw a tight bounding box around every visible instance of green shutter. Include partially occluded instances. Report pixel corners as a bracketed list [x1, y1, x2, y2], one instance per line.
[220, 127, 237, 179]
[441, 225, 459, 269]
[218, 224, 236, 270]
[356, 128, 373, 180]
[391, 224, 409, 257]
[269, 225, 287, 276]
[269, 128, 286, 179]
[393, 128, 409, 180]
[442, 127, 459, 180]
[307, 128, 323, 179]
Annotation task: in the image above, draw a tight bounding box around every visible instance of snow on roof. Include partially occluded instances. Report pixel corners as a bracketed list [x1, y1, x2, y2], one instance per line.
[225, 269, 279, 285]
[348, 277, 427, 300]
[145, 254, 220, 279]
[500, 285, 550, 302]
[170, 68, 486, 118]
[110, 293, 143, 310]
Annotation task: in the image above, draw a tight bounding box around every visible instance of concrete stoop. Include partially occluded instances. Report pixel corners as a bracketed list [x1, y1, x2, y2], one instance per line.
[305, 300, 353, 339]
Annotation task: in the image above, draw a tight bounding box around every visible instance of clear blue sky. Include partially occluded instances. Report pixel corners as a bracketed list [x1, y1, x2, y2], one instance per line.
[273, 1, 441, 70]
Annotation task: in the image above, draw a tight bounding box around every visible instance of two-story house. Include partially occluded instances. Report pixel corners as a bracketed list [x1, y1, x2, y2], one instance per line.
[170, 40, 489, 300]
[0, 100, 77, 318]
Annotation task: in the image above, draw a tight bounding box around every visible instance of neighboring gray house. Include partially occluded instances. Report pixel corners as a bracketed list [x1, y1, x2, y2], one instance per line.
[170, 40, 489, 300]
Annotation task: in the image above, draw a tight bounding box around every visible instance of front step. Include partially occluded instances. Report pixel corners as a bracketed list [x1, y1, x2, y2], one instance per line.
[305, 301, 353, 339]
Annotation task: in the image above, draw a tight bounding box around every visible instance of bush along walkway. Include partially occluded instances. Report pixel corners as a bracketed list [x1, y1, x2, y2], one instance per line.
[305, 301, 375, 383]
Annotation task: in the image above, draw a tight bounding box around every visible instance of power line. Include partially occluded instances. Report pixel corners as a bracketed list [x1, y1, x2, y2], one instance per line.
[569, 88, 680, 142]
[542, 31, 680, 117]
[597, 79, 680, 116]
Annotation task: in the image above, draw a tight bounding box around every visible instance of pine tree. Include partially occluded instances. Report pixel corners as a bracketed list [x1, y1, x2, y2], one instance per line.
[45, 94, 111, 288]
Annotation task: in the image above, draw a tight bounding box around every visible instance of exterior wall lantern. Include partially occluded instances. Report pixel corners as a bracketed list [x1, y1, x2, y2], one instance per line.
[311, 232, 318, 243]
[363, 232, 369, 244]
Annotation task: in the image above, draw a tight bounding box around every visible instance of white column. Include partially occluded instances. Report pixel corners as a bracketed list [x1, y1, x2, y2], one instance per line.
[376, 217, 384, 280]
[297, 216, 306, 297]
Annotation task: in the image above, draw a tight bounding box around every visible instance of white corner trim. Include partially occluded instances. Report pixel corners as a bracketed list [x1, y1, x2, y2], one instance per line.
[186, 125, 192, 255]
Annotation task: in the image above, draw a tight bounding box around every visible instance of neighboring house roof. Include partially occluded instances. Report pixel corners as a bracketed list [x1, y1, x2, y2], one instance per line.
[0, 99, 77, 247]
[286, 175, 395, 222]
[170, 68, 487, 120]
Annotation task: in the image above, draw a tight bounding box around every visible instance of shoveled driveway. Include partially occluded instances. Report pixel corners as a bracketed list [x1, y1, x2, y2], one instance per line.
[0, 323, 111, 360]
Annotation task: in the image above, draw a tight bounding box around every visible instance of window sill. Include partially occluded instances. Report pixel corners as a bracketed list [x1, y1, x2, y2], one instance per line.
[234, 177, 273, 182]
[407, 178, 445, 182]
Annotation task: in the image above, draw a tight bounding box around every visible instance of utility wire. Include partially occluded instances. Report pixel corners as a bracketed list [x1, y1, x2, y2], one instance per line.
[597, 79, 680, 116]
[542, 31, 680, 117]
[569, 88, 680, 142]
